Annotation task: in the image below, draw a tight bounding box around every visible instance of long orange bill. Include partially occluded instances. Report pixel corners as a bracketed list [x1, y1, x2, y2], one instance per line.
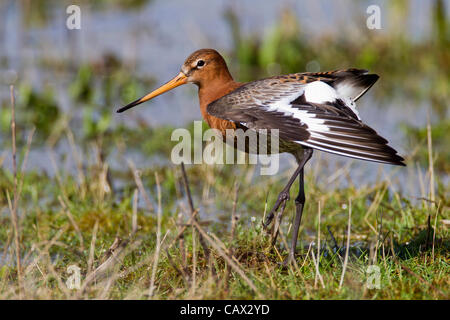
[117, 72, 187, 113]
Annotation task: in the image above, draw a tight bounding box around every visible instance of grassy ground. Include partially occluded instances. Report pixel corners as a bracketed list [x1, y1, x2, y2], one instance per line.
[0, 122, 448, 299]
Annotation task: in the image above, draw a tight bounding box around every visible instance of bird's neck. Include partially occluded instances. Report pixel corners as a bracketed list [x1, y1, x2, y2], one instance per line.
[198, 77, 243, 132]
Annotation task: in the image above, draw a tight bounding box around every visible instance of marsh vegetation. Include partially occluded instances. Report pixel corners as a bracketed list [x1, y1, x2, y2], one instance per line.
[0, 0, 448, 299]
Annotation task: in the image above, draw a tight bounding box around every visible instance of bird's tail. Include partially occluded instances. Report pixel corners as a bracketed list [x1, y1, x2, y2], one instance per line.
[329, 69, 380, 102]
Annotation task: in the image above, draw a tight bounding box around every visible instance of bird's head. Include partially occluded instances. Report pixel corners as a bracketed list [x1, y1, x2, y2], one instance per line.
[117, 48, 231, 113]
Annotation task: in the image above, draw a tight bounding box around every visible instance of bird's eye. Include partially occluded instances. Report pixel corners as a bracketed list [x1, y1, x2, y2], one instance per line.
[196, 60, 205, 68]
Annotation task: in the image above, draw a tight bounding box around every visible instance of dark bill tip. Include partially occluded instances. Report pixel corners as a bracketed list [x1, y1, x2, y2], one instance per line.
[116, 99, 141, 113]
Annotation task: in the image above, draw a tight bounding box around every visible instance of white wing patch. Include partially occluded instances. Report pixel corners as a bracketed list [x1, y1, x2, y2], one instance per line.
[260, 89, 330, 133]
[306, 81, 360, 120]
[335, 82, 359, 100]
[304, 81, 337, 103]
[251, 80, 361, 136]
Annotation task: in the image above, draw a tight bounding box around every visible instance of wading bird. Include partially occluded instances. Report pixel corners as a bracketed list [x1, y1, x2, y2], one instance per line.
[117, 49, 405, 264]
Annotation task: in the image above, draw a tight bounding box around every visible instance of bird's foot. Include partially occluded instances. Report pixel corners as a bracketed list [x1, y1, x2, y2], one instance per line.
[283, 252, 296, 266]
[270, 198, 288, 246]
[263, 190, 290, 229]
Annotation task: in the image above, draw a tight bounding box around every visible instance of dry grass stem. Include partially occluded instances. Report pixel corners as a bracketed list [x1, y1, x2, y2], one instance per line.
[9, 85, 22, 294]
[148, 172, 163, 298]
[339, 199, 352, 289]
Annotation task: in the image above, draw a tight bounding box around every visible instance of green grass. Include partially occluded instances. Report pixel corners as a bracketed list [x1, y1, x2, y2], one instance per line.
[0, 138, 448, 299]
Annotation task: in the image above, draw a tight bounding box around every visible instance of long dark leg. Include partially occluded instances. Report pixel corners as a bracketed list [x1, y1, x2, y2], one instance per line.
[286, 148, 313, 264]
[263, 165, 303, 229]
[263, 148, 313, 229]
